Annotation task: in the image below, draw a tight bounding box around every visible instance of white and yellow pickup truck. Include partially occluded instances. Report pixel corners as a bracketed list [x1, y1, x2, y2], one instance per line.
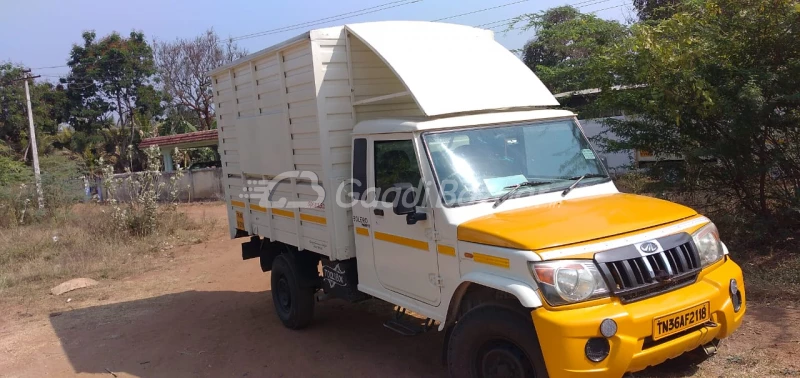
[209, 21, 745, 378]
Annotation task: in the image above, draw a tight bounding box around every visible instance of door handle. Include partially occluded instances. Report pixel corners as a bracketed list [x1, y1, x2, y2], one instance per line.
[373, 209, 384, 216]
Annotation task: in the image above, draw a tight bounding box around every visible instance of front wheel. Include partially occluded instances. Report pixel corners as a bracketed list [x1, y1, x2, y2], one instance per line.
[447, 305, 549, 378]
[270, 254, 315, 329]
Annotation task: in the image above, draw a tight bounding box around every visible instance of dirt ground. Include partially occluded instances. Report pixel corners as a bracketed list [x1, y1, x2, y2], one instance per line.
[0, 203, 798, 378]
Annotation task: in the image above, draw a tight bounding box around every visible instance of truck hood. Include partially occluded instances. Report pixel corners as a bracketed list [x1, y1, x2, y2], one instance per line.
[457, 193, 697, 255]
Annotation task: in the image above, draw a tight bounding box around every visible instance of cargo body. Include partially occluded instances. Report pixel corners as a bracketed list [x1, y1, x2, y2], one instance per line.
[209, 21, 744, 378]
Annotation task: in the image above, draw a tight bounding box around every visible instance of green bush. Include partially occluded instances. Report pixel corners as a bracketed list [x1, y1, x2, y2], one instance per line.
[594, 0, 800, 246]
[0, 151, 88, 228]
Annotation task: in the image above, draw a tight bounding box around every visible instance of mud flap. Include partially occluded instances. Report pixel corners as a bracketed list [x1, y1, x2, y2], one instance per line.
[240, 236, 282, 272]
[241, 236, 261, 260]
[321, 258, 370, 302]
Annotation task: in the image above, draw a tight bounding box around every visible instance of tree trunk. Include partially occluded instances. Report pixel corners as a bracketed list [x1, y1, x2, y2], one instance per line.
[758, 124, 769, 217]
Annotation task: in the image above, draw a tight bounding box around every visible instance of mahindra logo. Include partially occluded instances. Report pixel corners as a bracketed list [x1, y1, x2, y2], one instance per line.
[639, 242, 659, 253]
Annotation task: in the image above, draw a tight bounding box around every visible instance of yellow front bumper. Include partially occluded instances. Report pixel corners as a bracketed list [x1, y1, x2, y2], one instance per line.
[531, 257, 746, 377]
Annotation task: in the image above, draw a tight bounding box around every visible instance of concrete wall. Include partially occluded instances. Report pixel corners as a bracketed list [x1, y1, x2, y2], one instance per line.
[101, 167, 225, 203]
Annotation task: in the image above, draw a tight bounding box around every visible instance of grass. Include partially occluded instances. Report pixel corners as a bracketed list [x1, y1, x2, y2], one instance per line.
[739, 252, 800, 302]
[0, 203, 216, 299]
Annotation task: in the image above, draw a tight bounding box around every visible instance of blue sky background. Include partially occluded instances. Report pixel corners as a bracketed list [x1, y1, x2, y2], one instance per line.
[0, 0, 632, 83]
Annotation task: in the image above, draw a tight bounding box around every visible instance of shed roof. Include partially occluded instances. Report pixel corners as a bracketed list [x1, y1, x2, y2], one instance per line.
[139, 129, 219, 149]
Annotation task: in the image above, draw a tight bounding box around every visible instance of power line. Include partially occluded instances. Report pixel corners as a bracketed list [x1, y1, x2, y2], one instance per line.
[589, 3, 627, 14]
[230, 0, 422, 42]
[231, 0, 409, 40]
[473, 0, 613, 30]
[31, 55, 133, 71]
[431, 0, 530, 22]
[30, 0, 624, 69]
[30, 64, 69, 70]
[475, 18, 516, 28]
[577, 0, 614, 8]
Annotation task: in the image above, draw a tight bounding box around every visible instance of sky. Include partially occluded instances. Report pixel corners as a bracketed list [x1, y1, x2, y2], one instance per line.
[0, 0, 632, 83]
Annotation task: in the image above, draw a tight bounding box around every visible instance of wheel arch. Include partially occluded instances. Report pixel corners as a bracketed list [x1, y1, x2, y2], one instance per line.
[441, 272, 542, 330]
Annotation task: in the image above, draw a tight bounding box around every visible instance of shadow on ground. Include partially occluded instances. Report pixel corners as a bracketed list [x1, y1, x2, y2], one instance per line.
[48, 289, 727, 378]
[49, 290, 445, 378]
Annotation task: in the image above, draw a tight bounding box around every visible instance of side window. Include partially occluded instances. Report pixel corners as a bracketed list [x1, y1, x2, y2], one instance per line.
[374, 140, 423, 204]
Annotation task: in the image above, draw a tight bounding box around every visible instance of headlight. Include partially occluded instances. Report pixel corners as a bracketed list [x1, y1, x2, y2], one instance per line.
[692, 222, 724, 267]
[529, 260, 609, 306]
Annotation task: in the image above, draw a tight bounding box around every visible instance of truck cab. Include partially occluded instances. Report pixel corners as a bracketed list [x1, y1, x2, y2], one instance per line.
[346, 111, 745, 377]
[210, 21, 745, 378]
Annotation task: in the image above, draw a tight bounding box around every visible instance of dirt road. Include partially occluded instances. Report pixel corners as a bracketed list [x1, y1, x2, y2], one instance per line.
[1, 203, 798, 377]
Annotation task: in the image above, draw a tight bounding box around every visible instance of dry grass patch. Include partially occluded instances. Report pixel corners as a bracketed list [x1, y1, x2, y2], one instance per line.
[0, 203, 216, 299]
[739, 252, 800, 303]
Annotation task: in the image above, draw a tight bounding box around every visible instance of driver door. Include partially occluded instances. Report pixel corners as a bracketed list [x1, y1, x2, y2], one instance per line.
[368, 134, 440, 305]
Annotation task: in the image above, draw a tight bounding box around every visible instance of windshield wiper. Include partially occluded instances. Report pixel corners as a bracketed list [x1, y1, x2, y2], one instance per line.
[493, 180, 552, 208]
[561, 173, 608, 197]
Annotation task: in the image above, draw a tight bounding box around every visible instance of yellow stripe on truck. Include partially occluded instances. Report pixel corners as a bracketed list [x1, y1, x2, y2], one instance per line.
[374, 231, 429, 251]
[231, 200, 246, 208]
[272, 208, 295, 218]
[472, 252, 510, 269]
[251, 204, 268, 213]
[356, 227, 370, 236]
[300, 213, 327, 225]
[437, 244, 456, 256]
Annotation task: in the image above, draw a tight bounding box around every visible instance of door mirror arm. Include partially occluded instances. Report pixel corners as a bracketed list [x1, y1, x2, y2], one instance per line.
[391, 183, 427, 225]
[405, 211, 427, 225]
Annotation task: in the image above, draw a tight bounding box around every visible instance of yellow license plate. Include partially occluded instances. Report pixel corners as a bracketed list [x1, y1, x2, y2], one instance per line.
[235, 211, 244, 230]
[653, 302, 710, 340]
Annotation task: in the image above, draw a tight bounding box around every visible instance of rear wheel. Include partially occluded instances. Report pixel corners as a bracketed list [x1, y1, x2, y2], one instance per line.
[447, 305, 548, 378]
[271, 254, 315, 329]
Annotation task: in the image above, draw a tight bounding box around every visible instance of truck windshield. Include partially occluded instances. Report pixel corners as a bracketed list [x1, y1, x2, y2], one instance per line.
[423, 119, 610, 207]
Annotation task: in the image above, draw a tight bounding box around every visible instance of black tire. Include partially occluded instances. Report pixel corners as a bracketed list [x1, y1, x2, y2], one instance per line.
[270, 254, 315, 329]
[447, 305, 549, 378]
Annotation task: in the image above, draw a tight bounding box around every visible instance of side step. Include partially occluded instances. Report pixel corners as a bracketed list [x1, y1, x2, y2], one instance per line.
[383, 307, 435, 336]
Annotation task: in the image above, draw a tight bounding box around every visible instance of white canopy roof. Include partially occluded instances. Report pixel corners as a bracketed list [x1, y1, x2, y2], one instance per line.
[345, 21, 560, 117]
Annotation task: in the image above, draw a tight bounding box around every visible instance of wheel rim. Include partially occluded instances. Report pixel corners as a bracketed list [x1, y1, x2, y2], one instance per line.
[477, 340, 534, 378]
[276, 275, 292, 312]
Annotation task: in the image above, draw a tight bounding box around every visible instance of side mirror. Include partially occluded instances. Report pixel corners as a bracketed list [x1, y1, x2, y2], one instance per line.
[391, 183, 416, 215]
[391, 183, 427, 225]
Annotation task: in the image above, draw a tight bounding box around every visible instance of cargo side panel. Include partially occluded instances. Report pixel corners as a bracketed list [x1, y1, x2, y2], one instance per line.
[210, 37, 336, 259]
[311, 27, 358, 261]
[211, 70, 247, 238]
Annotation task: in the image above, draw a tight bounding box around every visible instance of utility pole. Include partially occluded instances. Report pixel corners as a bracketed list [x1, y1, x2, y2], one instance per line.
[21, 69, 44, 209]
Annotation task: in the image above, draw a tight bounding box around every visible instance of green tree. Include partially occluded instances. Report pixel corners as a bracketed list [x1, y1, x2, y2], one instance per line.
[0, 62, 68, 159]
[633, 0, 684, 21]
[512, 6, 628, 94]
[0, 63, 28, 152]
[595, 0, 800, 235]
[63, 31, 165, 172]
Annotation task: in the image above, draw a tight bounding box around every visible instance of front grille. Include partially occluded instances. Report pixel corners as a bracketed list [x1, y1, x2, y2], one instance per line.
[596, 237, 701, 303]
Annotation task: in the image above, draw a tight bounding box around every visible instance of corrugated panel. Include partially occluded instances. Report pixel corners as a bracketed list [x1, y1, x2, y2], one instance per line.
[309, 30, 357, 260]
[214, 66, 241, 214]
